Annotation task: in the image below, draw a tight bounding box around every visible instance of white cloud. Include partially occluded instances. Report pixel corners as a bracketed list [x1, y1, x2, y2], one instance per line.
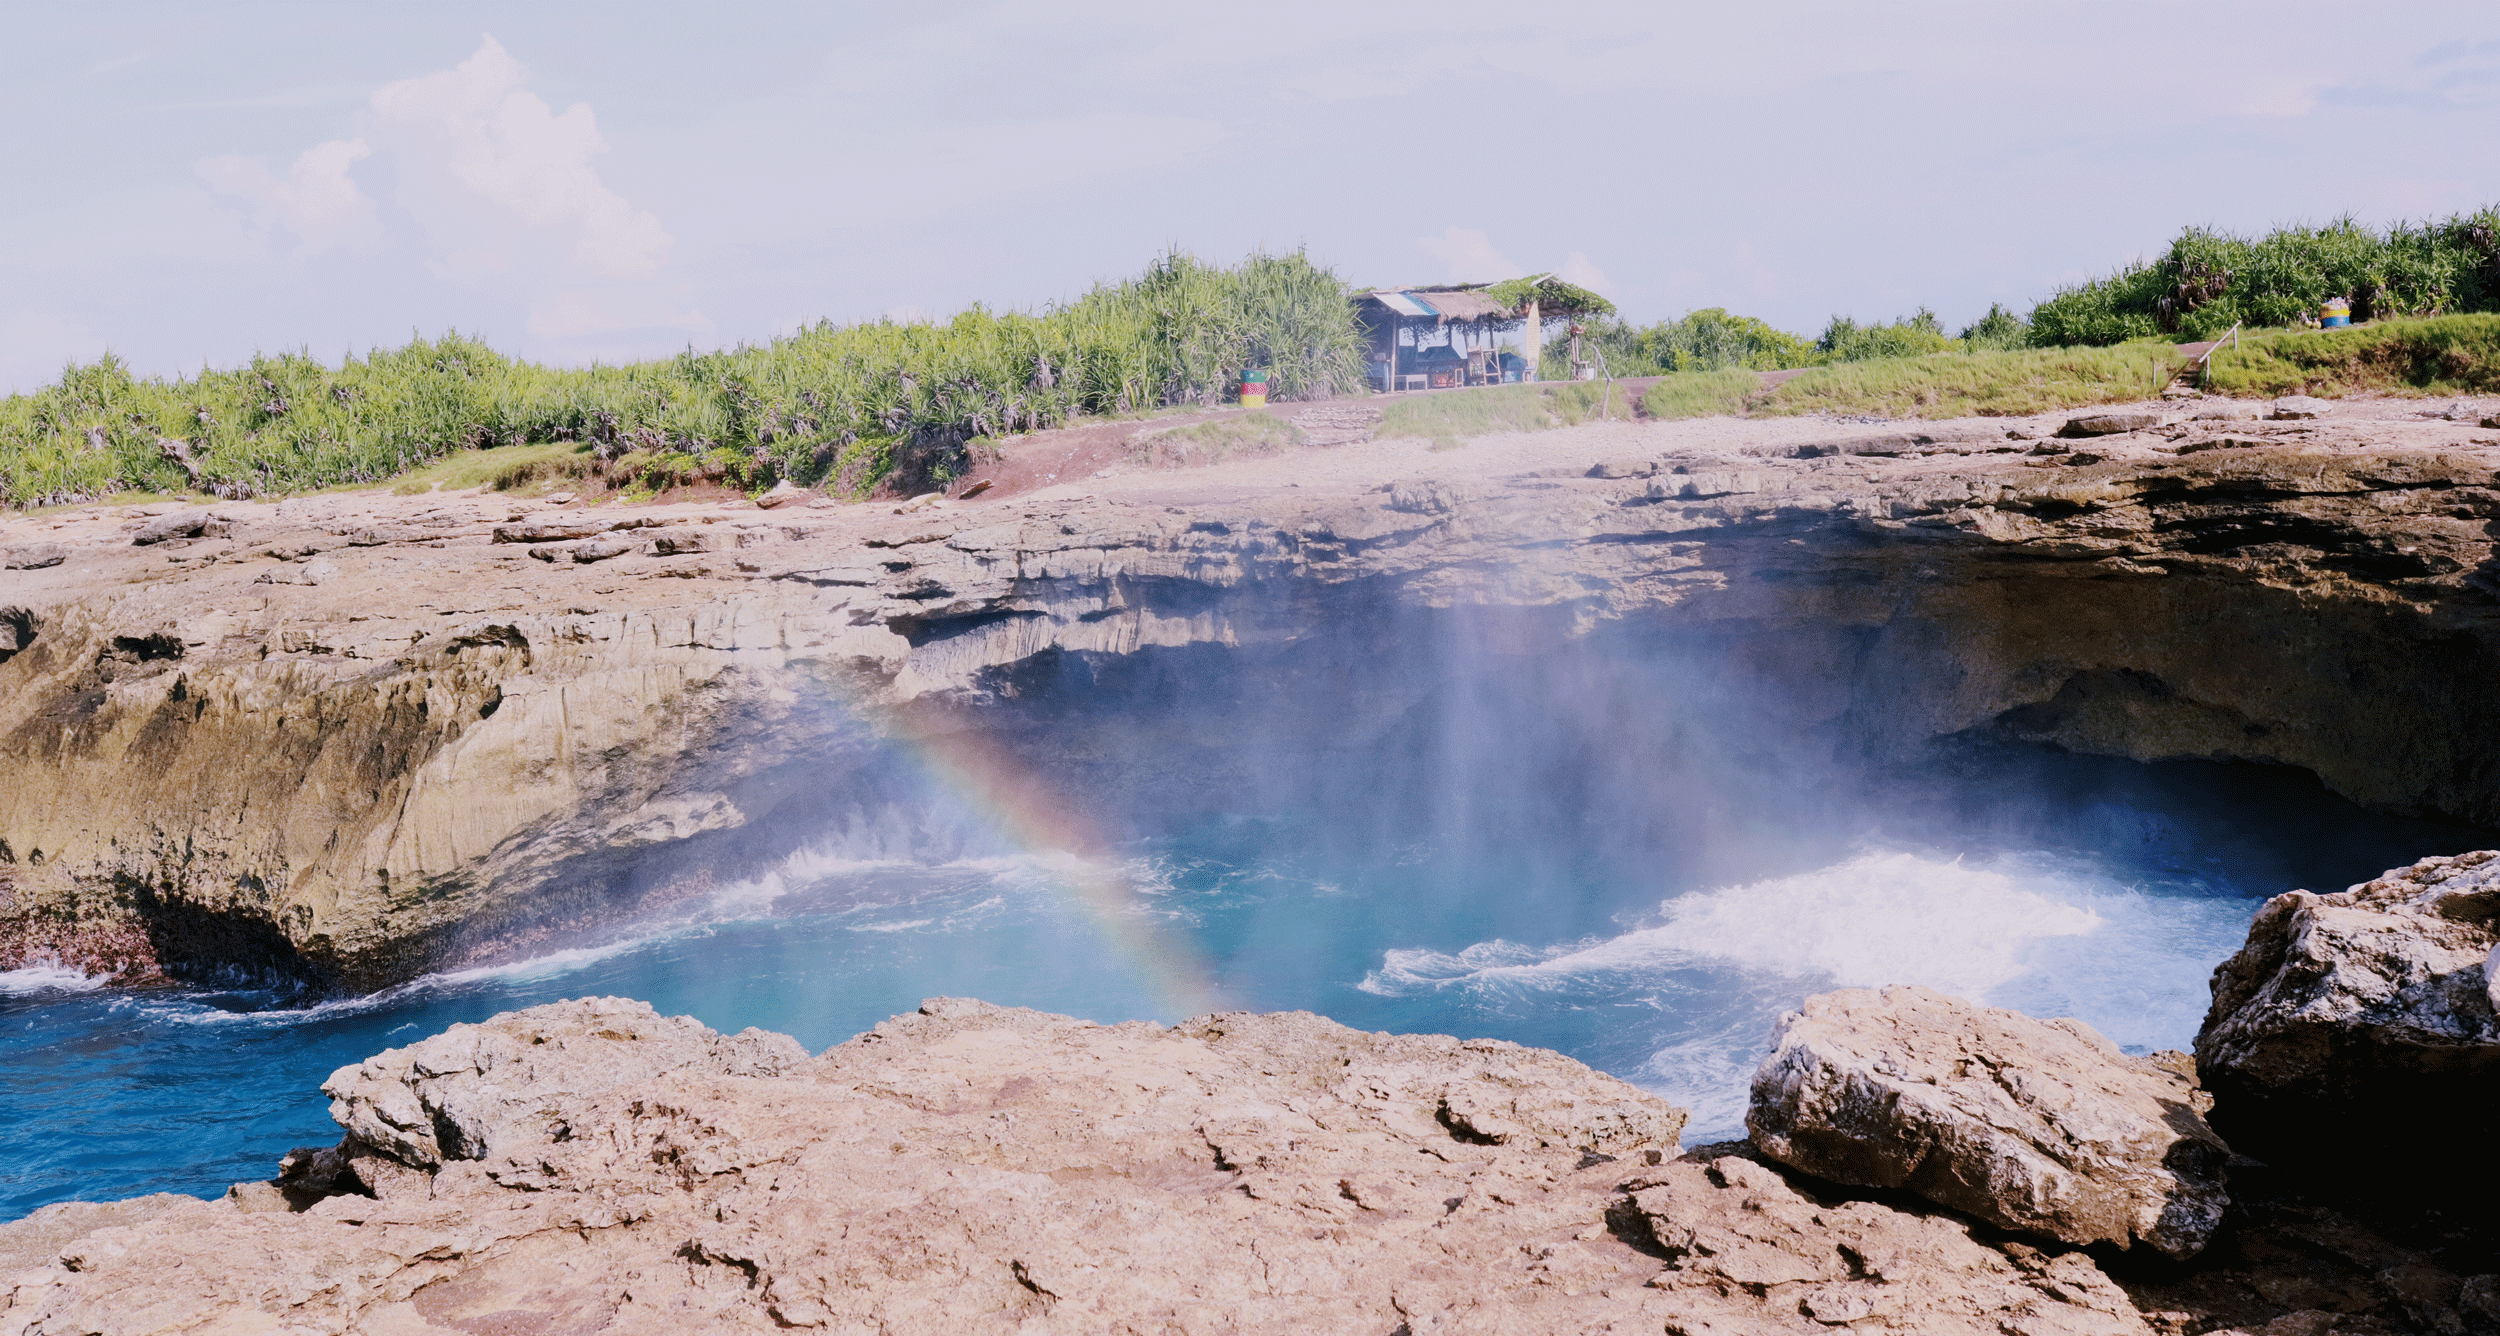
[372, 35, 672, 278]
[1416, 226, 1525, 284]
[198, 138, 376, 250]
[1557, 251, 1614, 296]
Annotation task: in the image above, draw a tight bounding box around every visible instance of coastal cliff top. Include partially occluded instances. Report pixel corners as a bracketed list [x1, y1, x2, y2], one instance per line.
[7, 391, 2497, 623]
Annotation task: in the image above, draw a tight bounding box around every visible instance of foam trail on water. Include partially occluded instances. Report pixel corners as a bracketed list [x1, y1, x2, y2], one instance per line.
[0, 963, 110, 996]
[1360, 850, 2260, 1140]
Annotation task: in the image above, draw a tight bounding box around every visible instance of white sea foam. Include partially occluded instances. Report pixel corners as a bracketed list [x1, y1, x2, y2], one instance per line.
[0, 962, 111, 996]
[1359, 849, 2260, 1140]
[422, 939, 651, 988]
[1361, 852, 2110, 998]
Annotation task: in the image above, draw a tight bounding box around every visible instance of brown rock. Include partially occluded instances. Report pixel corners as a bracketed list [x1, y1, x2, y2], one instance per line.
[491, 516, 619, 543]
[128, 510, 229, 545]
[1748, 985, 2231, 1258]
[17, 414, 2500, 989]
[640, 525, 717, 555]
[2195, 851, 2500, 1178]
[2061, 411, 2165, 437]
[1625, 1152, 2153, 1335]
[0, 998, 2175, 1334]
[3, 998, 1717, 1333]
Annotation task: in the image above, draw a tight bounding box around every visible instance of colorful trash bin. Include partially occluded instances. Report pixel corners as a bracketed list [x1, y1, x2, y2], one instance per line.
[1239, 369, 1269, 408]
[2321, 298, 2351, 329]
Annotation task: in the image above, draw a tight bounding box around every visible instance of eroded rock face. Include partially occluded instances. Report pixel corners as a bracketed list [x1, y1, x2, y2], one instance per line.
[1625, 1152, 2152, 1335]
[0, 997, 2179, 1334]
[321, 999, 811, 1169]
[15, 406, 2500, 987]
[1748, 985, 2231, 1258]
[2196, 850, 2500, 1176]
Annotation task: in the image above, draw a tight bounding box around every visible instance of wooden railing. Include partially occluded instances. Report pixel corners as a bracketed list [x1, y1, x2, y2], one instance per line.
[2197, 322, 2242, 389]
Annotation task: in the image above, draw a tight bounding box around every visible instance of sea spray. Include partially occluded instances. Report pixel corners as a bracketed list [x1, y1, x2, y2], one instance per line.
[1358, 850, 2258, 1140]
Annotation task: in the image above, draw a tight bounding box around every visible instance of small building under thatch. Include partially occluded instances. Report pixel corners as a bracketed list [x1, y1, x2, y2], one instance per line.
[1353, 277, 1615, 391]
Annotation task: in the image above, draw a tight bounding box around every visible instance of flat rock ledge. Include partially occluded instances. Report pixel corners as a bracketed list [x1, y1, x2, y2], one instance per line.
[2197, 850, 2500, 1177]
[1748, 985, 2232, 1259]
[1, 996, 2177, 1335]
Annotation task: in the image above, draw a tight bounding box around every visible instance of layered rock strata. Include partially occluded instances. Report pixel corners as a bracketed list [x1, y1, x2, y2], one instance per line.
[1748, 984, 2232, 1258]
[11, 401, 2500, 984]
[1, 997, 2173, 1335]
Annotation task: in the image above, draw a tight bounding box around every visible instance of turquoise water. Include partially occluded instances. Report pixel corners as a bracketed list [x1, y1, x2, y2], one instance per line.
[0, 752, 2483, 1219]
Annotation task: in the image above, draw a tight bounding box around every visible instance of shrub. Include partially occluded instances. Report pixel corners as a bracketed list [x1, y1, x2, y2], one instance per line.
[1817, 309, 1958, 362]
[2200, 314, 2500, 397]
[2029, 205, 2500, 346]
[0, 248, 1372, 509]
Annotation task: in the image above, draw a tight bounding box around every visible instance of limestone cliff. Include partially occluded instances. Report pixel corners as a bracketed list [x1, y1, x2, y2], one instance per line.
[7, 398, 2500, 986]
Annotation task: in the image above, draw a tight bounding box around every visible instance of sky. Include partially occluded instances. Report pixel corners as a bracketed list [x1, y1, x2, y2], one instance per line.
[4, 1, 2497, 393]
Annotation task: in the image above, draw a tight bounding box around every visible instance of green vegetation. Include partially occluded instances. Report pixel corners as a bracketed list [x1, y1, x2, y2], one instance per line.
[1563, 305, 2037, 379]
[1757, 342, 2185, 419]
[1377, 381, 1642, 449]
[1813, 310, 1957, 363]
[2032, 209, 2500, 346]
[1480, 275, 1616, 319]
[0, 248, 1367, 509]
[2199, 314, 2500, 398]
[387, 439, 597, 496]
[20, 204, 2500, 512]
[1638, 369, 1762, 419]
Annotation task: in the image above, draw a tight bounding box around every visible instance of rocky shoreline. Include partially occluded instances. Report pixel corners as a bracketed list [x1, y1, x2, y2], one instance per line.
[10, 396, 2500, 989]
[2, 841, 2492, 1333]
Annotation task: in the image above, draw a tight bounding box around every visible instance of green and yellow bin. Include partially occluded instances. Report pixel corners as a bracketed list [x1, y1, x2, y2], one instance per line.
[1239, 369, 1268, 409]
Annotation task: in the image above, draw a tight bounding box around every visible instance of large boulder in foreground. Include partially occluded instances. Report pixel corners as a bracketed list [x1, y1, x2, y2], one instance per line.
[2196, 850, 2500, 1176]
[1748, 985, 2231, 1258]
[0, 997, 2174, 1334]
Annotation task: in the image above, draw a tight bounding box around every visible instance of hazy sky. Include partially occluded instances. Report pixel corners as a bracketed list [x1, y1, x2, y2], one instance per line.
[5, 2, 2496, 392]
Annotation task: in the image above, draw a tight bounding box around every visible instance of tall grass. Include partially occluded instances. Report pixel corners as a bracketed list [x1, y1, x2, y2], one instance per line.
[0, 248, 1370, 509]
[2200, 314, 2500, 397]
[1757, 343, 2185, 418]
[2030, 207, 2500, 346]
[1377, 381, 1642, 448]
[1639, 369, 1760, 419]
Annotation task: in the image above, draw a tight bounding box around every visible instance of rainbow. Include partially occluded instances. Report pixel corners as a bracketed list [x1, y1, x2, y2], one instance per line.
[876, 718, 1231, 1021]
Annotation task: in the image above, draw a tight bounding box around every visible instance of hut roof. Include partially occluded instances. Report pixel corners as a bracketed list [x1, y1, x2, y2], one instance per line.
[1354, 285, 1520, 326]
[1354, 275, 1615, 325]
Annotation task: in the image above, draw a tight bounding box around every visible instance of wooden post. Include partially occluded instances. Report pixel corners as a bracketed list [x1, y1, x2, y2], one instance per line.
[1388, 314, 1398, 391]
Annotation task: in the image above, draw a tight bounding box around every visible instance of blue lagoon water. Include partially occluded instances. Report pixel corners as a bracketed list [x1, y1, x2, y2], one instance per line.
[1, 752, 2484, 1219]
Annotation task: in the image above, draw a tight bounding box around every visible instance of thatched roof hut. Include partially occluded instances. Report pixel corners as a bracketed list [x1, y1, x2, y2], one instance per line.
[1354, 277, 1613, 389]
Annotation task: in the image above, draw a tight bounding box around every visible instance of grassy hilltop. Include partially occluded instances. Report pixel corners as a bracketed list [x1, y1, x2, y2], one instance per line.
[9, 207, 2500, 510]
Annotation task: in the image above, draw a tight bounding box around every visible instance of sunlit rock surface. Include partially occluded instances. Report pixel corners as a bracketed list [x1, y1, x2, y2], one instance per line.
[0, 996, 2187, 1335]
[2196, 849, 2500, 1176]
[10, 401, 2500, 985]
[10, 992, 2498, 1333]
[1747, 984, 2231, 1258]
